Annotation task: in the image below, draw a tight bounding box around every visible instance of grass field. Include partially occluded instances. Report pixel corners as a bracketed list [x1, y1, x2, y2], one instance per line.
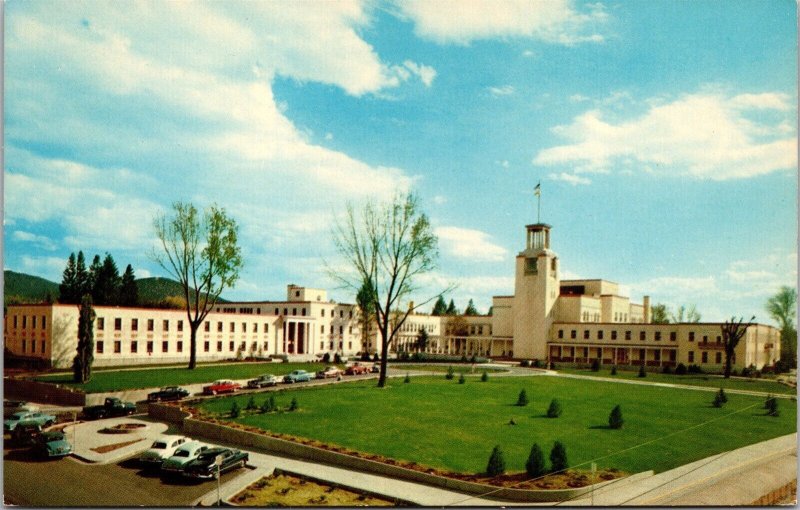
[391, 364, 507, 374]
[558, 367, 796, 395]
[34, 362, 331, 393]
[197, 375, 796, 476]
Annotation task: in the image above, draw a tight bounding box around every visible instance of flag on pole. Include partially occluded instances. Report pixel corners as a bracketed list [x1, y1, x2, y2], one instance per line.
[534, 182, 541, 197]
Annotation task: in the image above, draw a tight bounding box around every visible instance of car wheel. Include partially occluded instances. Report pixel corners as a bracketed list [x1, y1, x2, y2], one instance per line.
[45, 420, 54, 427]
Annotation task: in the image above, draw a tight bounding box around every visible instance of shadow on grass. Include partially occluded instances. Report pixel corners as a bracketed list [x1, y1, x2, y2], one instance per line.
[588, 424, 612, 430]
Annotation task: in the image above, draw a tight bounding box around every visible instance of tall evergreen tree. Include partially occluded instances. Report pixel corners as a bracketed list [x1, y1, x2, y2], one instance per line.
[75, 251, 91, 300]
[446, 299, 458, 315]
[549, 441, 568, 473]
[94, 253, 121, 305]
[59, 252, 78, 304]
[464, 299, 479, 316]
[119, 264, 139, 307]
[431, 296, 447, 316]
[88, 254, 102, 302]
[526, 443, 547, 477]
[73, 295, 96, 383]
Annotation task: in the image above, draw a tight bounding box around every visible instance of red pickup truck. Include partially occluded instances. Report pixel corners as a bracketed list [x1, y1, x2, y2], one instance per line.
[345, 363, 371, 375]
[202, 379, 241, 395]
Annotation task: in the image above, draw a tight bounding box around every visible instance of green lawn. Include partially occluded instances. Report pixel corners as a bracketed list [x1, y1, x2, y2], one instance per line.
[34, 362, 331, 393]
[558, 367, 797, 395]
[197, 375, 796, 475]
[390, 364, 507, 374]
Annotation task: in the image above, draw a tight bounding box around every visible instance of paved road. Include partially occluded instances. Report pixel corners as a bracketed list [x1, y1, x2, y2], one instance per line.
[3, 446, 249, 506]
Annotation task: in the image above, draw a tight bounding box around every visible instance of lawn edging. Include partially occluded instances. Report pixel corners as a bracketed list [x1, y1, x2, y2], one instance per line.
[150, 403, 621, 503]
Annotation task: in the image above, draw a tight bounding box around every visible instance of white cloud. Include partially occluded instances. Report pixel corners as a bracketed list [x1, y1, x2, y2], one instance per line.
[397, 0, 608, 45]
[534, 90, 797, 179]
[17, 255, 69, 281]
[569, 94, 590, 103]
[547, 172, 591, 186]
[435, 226, 509, 262]
[522, 49, 536, 58]
[11, 231, 57, 251]
[730, 92, 792, 111]
[488, 85, 515, 97]
[496, 160, 510, 168]
[401, 60, 437, 87]
[433, 195, 447, 205]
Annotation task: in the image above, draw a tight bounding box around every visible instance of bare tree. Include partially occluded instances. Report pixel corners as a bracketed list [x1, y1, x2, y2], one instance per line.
[151, 202, 243, 369]
[721, 316, 755, 378]
[331, 193, 449, 387]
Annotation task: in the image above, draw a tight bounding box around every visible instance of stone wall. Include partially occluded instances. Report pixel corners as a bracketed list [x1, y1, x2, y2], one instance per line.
[4, 377, 86, 406]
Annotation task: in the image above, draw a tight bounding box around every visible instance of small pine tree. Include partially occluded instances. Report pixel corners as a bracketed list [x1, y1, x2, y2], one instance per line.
[246, 395, 257, 410]
[611, 366, 617, 376]
[230, 401, 241, 418]
[525, 443, 547, 477]
[712, 392, 724, 408]
[516, 389, 529, 407]
[638, 364, 646, 378]
[718, 388, 728, 403]
[445, 366, 455, 380]
[608, 405, 624, 429]
[458, 373, 466, 384]
[546, 399, 562, 418]
[288, 397, 299, 411]
[269, 395, 276, 412]
[486, 445, 506, 476]
[260, 397, 273, 413]
[481, 371, 489, 382]
[404, 373, 411, 383]
[549, 441, 568, 473]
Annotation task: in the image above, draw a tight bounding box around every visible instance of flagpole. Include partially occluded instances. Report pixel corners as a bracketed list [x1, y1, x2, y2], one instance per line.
[537, 193, 541, 223]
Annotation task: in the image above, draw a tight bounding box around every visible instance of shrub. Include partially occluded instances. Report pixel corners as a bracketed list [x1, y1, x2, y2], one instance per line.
[322, 353, 331, 363]
[608, 405, 624, 429]
[360, 352, 370, 361]
[549, 441, 568, 473]
[662, 365, 672, 374]
[373, 353, 380, 362]
[675, 363, 687, 375]
[260, 396, 275, 413]
[591, 359, 600, 372]
[461, 355, 468, 362]
[404, 373, 411, 384]
[712, 392, 724, 408]
[334, 353, 342, 364]
[718, 388, 728, 403]
[516, 389, 529, 407]
[486, 445, 506, 476]
[546, 399, 562, 418]
[230, 401, 241, 418]
[245, 396, 257, 410]
[412, 352, 422, 361]
[445, 366, 455, 380]
[688, 364, 703, 374]
[637, 365, 646, 378]
[288, 397, 299, 412]
[525, 443, 547, 477]
[481, 371, 489, 382]
[532, 359, 543, 368]
[520, 360, 531, 367]
[610, 366, 617, 376]
[470, 355, 477, 363]
[458, 373, 466, 384]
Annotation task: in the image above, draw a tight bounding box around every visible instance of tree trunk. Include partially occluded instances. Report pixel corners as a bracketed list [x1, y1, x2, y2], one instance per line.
[378, 324, 389, 388]
[188, 325, 198, 370]
[724, 351, 732, 378]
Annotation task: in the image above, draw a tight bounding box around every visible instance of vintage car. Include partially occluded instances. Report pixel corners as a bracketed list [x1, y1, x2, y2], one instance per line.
[202, 380, 241, 395]
[283, 370, 312, 383]
[183, 447, 249, 479]
[32, 430, 73, 458]
[147, 386, 190, 402]
[82, 397, 137, 420]
[246, 374, 280, 389]
[139, 435, 190, 467]
[4, 411, 56, 432]
[345, 363, 371, 376]
[315, 366, 343, 379]
[11, 422, 43, 446]
[160, 441, 209, 476]
[4, 401, 40, 419]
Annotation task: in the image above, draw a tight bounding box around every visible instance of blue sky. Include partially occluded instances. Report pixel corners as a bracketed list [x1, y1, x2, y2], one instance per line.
[4, 0, 797, 323]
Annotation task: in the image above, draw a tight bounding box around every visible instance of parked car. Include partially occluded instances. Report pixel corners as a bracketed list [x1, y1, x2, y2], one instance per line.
[4, 400, 39, 419]
[82, 397, 137, 420]
[283, 370, 312, 383]
[160, 441, 210, 476]
[183, 447, 249, 479]
[11, 422, 43, 446]
[139, 435, 190, 467]
[4, 411, 56, 432]
[32, 430, 73, 458]
[202, 380, 241, 395]
[316, 366, 343, 379]
[345, 363, 370, 375]
[247, 374, 280, 389]
[147, 386, 190, 402]
[370, 363, 380, 373]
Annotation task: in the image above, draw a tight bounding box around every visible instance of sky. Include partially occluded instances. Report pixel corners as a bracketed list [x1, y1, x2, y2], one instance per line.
[3, 0, 797, 324]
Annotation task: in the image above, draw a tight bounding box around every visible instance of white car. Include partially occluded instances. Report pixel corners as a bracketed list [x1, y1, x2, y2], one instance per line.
[160, 441, 209, 475]
[4, 401, 39, 419]
[138, 434, 189, 467]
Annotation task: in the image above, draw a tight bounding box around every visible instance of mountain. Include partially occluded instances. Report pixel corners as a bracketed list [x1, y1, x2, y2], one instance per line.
[136, 277, 229, 305]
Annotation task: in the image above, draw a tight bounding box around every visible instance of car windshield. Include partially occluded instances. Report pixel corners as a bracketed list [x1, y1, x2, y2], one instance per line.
[151, 442, 167, 449]
[42, 432, 64, 441]
[174, 450, 190, 457]
[7, 415, 20, 421]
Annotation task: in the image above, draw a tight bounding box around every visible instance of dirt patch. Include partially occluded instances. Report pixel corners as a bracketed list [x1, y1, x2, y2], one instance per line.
[90, 438, 144, 453]
[230, 474, 396, 506]
[98, 423, 147, 434]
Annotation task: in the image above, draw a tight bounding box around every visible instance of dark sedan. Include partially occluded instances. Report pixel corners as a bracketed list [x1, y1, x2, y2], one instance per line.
[147, 386, 190, 402]
[182, 447, 249, 480]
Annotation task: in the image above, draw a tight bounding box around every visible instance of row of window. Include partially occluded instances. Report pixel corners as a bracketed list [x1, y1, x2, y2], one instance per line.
[399, 322, 436, 333]
[19, 339, 46, 354]
[319, 341, 351, 350]
[96, 317, 275, 335]
[320, 325, 349, 335]
[96, 339, 271, 355]
[688, 351, 722, 364]
[9, 315, 47, 330]
[556, 329, 721, 342]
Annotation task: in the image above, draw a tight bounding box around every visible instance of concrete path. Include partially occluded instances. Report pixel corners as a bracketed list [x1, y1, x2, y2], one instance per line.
[62, 416, 169, 464]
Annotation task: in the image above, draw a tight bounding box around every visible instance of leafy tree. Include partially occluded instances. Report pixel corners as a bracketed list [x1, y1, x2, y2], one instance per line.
[94, 253, 121, 305]
[546, 399, 562, 418]
[650, 303, 670, 324]
[72, 294, 95, 383]
[59, 253, 78, 304]
[766, 286, 797, 366]
[516, 389, 529, 406]
[608, 405, 624, 429]
[356, 279, 376, 354]
[721, 316, 755, 378]
[670, 304, 701, 323]
[432, 296, 447, 316]
[486, 445, 506, 476]
[416, 328, 429, 353]
[464, 299, 479, 316]
[119, 264, 138, 307]
[446, 299, 458, 315]
[330, 193, 447, 388]
[151, 202, 244, 369]
[549, 441, 568, 473]
[526, 443, 547, 477]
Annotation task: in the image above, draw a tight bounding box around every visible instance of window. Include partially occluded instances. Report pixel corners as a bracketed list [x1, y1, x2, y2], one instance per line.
[114, 318, 122, 330]
[163, 320, 169, 332]
[177, 320, 183, 332]
[321, 309, 325, 317]
[701, 352, 708, 363]
[162, 341, 169, 352]
[597, 330, 604, 340]
[240, 341, 246, 351]
[340, 310, 344, 318]
[177, 341, 183, 353]
[302, 308, 306, 316]
[703, 335, 708, 343]
[242, 322, 247, 333]
[611, 330, 617, 340]
[655, 332, 661, 341]
[217, 322, 223, 332]
[639, 331, 646, 341]
[253, 323, 258, 333]
[339, 326, 344, 334]
[97, 318, 105, 330]
[96, 341, 104, 354]
[321, 325, 325, 334]
[583, 347, 589, 357]
[670, 332, 677, 342]
[229, 341, 234, 351]
[689, 331, 695, 342]
[131, 341, 138, 353]
[204, 341, 210, 352]
[688, 351, 694, 362]
[349, 310, 353, 319]
[716, 335, 721, 344]
[571, 330, 577, 339]
[349, 326, 353, 334]
[264, 341, 269, 351]
[13, 316, 17, 328]
[147, 341, 154, 353]
[654, 350, 661, 361]
[32, 316, 37, 328]
[264, 324, 269, 333]
[583, 330, 590, 340]
[205, 322, 210, 332]
[230, 322, 235, 333]
[147, 319, 154, 331]
[625, 330, 631, 340]
[114, 341, 121, 353]
[320, 341, 324, 349]
[40, 340, 46, 354]
[217, 341, 223, 352]
[22, 316, 27, 328]
[715, 352, 722, 363]
[131, 318, 138, 331]
[21, 339, 26, 353]
[639, 348, 645, 360]
[275, 308, 279, 315]
[558, 329, 564, 339]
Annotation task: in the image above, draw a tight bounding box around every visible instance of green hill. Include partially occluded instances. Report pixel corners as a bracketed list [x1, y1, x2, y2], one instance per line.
[4, 270, 59, 304]
[136, 277, 229, 305]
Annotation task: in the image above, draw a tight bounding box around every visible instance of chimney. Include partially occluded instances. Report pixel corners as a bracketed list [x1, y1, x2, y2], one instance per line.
[643, 295, 651, 323]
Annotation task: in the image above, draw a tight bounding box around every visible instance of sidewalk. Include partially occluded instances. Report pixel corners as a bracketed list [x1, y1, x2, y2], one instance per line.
[63, 416, 168, 464]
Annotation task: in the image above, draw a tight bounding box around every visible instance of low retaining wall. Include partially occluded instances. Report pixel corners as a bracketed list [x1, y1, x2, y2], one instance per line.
[751, 479, 796, 505]
[4, 377, 86, 406]
[148, 402, 192, 424]
[179, 415, 609, 503]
